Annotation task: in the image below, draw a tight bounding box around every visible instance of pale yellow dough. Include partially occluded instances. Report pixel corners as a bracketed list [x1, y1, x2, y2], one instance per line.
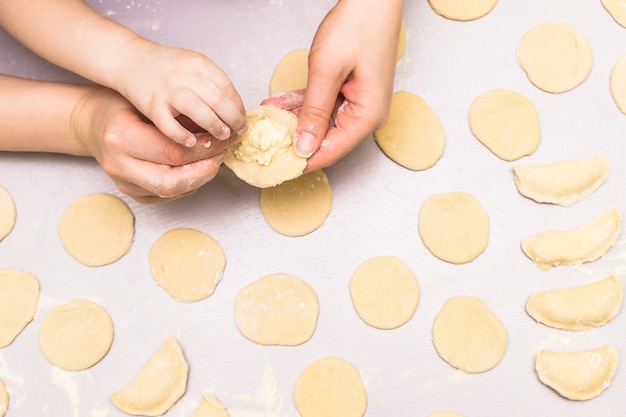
[111, 337, 188, 416]
[521, 207, 622, 270]
[610, 53, 626, 114]
[513, 155, 609, 206]
[0, 379, 7, 417]
[349, 255, 420, 330]
[269, 48, 309, 96]
[260, 170, 333, 237]
[469, 89, 540, 161]
[428, 0, 498, 21]
[149, 228, 226, 303]
[526, 275, 623, 330]
[535, 345, 619, 400]
[418, 192, 489, 264]
[58, 193, 135, 266]
[294, 356, 367, 417]
[432, 296, 508, 373]
[39, 299, 114, 371]
[518, 22, 592, 94]
[0, 269, 39, 348]
[235, 273, 319, 346]
[602, 0, 626, 28]
[225, 106, 306, 188]
[0, 185, 16, 243]
[374, 91, 446, 171]
[191, 393, 229, 417]
[396, 22, 406, 62]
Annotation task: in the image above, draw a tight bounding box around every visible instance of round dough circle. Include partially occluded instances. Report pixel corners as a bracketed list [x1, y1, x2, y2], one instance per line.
[0, 379, 7, 417]
[418, 192, 490, 264]
[235, 273, 319, 346]
[39, 299, 114, 371]
[58, 193, 134, 266]
[428, 0, 498, 21]
[149, 228, 226, 303]
[0, 269, 40, 348]
[517, 22, 592, 94]
[349, 256, 420, 329]
[610, 54, 626, 114]
[432, 296, 508, 373]
[602, 0, 626, 28]
[374, 91, 446, 171]
[269, 48, 309, 96]
[294, 356, 367, 417]
[468, 89, 540, 161]
[260, 170, 333, 237]
[396, 22, 407, 62]
[0, 186, 16, 243]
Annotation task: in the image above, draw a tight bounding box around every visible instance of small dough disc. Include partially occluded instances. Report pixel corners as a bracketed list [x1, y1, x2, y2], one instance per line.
[191, 393, 229, 417]
[374, 91, 446, 171]
[0, 186, 16, 242]
[0, 379, 7, 417]
[235, 273, 319, 346]
[602, 0, 626, 28]
[149, 228, 226, 303]
[269, 48, 309, 96]
[225, 106, 306, 188]
[0, 269, 40, 348]
[517, 22, 592, 94]
[428, 0, 498, 21]
[609, 53, 626, 114]
[418, 192, 489, 264]
[58, 193, 135, 266]
[39, 299, 114, 371]
[432, 296, 508, 373]
[349, 255, 420, 329]
[469, 89, 540, 161]
[260, 170, 333, 237]
[294, 356, 367, 417]
[111, 337, 188, 416]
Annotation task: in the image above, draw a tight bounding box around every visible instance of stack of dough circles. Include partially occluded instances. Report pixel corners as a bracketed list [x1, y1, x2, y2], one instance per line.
[269, 48, 309, 96]
[517, 22, 592, 94]
[0, 269, 40, 348]
[418, 192, 490, 264]
[224, 106, 306, 188]
[428, 0, 499, 21]
[235, 273, 319, 346]
[610, 53, 626, 114]
[39, 299, 114, 371]
[374, 91, 446, 171]
[432, 296, 508, 373]
[468, 89, 540, 161]
[602, 0, 626, 28]
[260, 170, 333, 237]
[349, 255, 420, 329]
[149, 228, 226, 303]
[0, 185, 16, 242]
[0, 379, 7, 417]
[111, 337, 188, 416]
[294, 356, 367, 417]
[58, 193, 135, 266]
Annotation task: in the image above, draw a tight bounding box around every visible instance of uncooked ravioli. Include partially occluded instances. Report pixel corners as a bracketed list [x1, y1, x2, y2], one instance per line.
[0, 185, 16, 242]
[260, 170, 332, 237]
[517, 22, 592, 93]
[349, 255, 420, 330]
[602, 0, 626, 28]
[0, 269, 39, 348]
[58, 193, 135, 266]
[610, 53, 626, 114]
[468, 89, 540, 161]
[149, 228, 226, 303]
[0, 379, 7, 417]
[432, 296, 508, 373]
[39, 299, 114, 371]
[374, 91, 446, 171]
[269, 48, 309, 96]
[428, 0, 498, 21]
[294, 356, 367, 417]
[235, 273, 319, 346]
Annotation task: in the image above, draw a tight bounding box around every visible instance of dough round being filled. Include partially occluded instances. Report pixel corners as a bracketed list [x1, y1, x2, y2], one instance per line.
[609, 53, 626, 114]
[602, 0, 626, 28]
[469, 89, 540, 161]
[294, 356, 367, 417]
[260, 170, 333, 237]
[235, 273, 319, 346]
[428, 0, 498, 21]
[432, 296, 508, 373]
[149, 228, 226, 303]
[58, 193, 135, 266]
[517, 22, 592, 94]
[418, 192, 489, 264]
[225, 106, 306, 188]
[0, 269, 40, 348]
[349, 255, 420, 329]
[0, 379, 7, 417]
[269, 48, 309, 96]
[39, 299, 114, 371]
[0, 185, 16, 243]
[374, 91, 446, 171]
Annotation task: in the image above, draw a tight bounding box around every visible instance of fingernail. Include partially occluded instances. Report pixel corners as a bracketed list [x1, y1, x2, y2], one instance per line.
[185, 135, 197, 148]
[295, 131, 317, 157]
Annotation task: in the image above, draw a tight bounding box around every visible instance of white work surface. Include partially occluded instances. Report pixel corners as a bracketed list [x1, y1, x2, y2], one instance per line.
[1, 1, 626, 416]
